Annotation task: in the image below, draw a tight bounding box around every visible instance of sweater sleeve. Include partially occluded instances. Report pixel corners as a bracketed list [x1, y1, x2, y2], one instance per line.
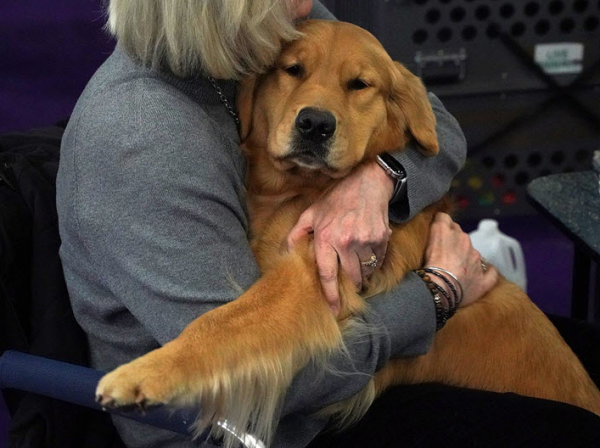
[308, 0, 337, 20]
[388, 94, 467, 223]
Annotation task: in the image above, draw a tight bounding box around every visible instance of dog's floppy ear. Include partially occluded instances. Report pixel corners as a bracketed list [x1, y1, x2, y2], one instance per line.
[390, 62, 439, 156]
[237, 75, 259, 142]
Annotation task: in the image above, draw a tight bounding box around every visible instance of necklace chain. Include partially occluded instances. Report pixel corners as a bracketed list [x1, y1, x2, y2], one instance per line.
[208, 76, 240, 126]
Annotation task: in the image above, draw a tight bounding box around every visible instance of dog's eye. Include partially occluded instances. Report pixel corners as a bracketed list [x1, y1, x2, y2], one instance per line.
[283, 64, 304, 77]
[347, 78, 370, 91]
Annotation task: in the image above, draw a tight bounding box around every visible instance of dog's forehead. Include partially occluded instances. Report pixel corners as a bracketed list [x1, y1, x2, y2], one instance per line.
[286, 21, 392, 72]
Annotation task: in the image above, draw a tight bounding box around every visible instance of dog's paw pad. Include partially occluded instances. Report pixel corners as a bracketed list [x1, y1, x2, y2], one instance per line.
[96, 362, 174, 410]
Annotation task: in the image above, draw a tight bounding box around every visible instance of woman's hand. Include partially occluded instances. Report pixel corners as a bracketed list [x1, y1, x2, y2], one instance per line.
[424, 213, 498, 307]
[287, 162, 395, 316]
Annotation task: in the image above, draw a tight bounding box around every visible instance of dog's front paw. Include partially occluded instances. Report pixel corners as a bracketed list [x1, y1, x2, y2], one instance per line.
[96, 349, 191, 411]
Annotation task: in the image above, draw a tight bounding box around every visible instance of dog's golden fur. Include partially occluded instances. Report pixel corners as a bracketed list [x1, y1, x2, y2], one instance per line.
[97, 20, 600, 447]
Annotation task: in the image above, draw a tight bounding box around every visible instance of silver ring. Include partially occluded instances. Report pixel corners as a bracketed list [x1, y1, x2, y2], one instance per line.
[361, 253, 378, 268]
[480, 257, 489, 273]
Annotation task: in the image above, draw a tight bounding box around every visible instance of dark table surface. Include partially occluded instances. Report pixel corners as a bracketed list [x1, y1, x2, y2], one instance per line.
[528, 171, 600, 262]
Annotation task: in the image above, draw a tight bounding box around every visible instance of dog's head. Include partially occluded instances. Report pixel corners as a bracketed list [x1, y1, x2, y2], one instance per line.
[238, 20, 438, 179]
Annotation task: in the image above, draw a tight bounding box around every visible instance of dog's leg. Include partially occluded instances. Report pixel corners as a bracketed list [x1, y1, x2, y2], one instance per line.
[316, 205, 444, 426]
[374, 279, 600, 416]
[96, 243, 354, 446]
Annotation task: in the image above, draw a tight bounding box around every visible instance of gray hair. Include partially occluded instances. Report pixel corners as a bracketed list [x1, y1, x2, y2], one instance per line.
[107, 0, 302, 79]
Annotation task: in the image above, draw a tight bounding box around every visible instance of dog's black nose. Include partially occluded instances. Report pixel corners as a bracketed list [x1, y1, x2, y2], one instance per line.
[295, 108, 336, 143]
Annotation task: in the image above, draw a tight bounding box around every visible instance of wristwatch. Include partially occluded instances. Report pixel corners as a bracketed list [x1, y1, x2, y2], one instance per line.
[376, 152, 407, 205]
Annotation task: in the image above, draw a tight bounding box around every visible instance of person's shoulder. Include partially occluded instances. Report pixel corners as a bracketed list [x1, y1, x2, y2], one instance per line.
[73, 68, 209, 138]
[62, 49, 245, 191]
[66, 66, 229, 163]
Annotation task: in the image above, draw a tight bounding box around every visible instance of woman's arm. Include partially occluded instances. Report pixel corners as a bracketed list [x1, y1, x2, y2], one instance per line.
[388, 93, 467, 222]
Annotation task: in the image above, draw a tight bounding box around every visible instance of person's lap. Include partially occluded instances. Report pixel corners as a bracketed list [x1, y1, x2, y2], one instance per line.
[308, 315, 600, 448]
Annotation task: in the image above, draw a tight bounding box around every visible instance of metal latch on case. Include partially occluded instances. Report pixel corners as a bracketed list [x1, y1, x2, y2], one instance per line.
[414, 49, 468, 85]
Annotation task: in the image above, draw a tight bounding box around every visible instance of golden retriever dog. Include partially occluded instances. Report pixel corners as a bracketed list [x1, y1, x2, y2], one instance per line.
[96, 20, 600, 447]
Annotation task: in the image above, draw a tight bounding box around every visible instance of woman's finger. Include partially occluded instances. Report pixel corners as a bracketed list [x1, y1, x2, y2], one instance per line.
[286, 209, 315, 251]
[484, 265, 499, 287]
[315, 242, 341, 316]
[339, 247, 363, 291]
[433, 212, 453, 225]
[357, 245, 382, 284]
[372, 241, 387, 269]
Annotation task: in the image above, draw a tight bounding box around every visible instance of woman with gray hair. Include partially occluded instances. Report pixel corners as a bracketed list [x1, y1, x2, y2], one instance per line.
[57, 1, 600, 447]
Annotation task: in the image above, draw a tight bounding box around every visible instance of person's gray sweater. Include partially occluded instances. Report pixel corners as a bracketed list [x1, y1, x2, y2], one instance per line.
[56, 3, 466, 447]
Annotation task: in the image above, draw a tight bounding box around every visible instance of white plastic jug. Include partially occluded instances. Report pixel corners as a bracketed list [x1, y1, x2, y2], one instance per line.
[469, 219, 527, 292]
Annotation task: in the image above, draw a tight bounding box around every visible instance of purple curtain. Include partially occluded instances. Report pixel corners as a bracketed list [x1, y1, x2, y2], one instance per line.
[1, 0, 115, 132]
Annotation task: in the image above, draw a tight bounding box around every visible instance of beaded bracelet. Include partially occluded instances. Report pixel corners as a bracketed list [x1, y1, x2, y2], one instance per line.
[432, 281, 456, 317]
[424, 268, 459, 317]
[415, 269, 449, 331]
[431, 291, 448, 331]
